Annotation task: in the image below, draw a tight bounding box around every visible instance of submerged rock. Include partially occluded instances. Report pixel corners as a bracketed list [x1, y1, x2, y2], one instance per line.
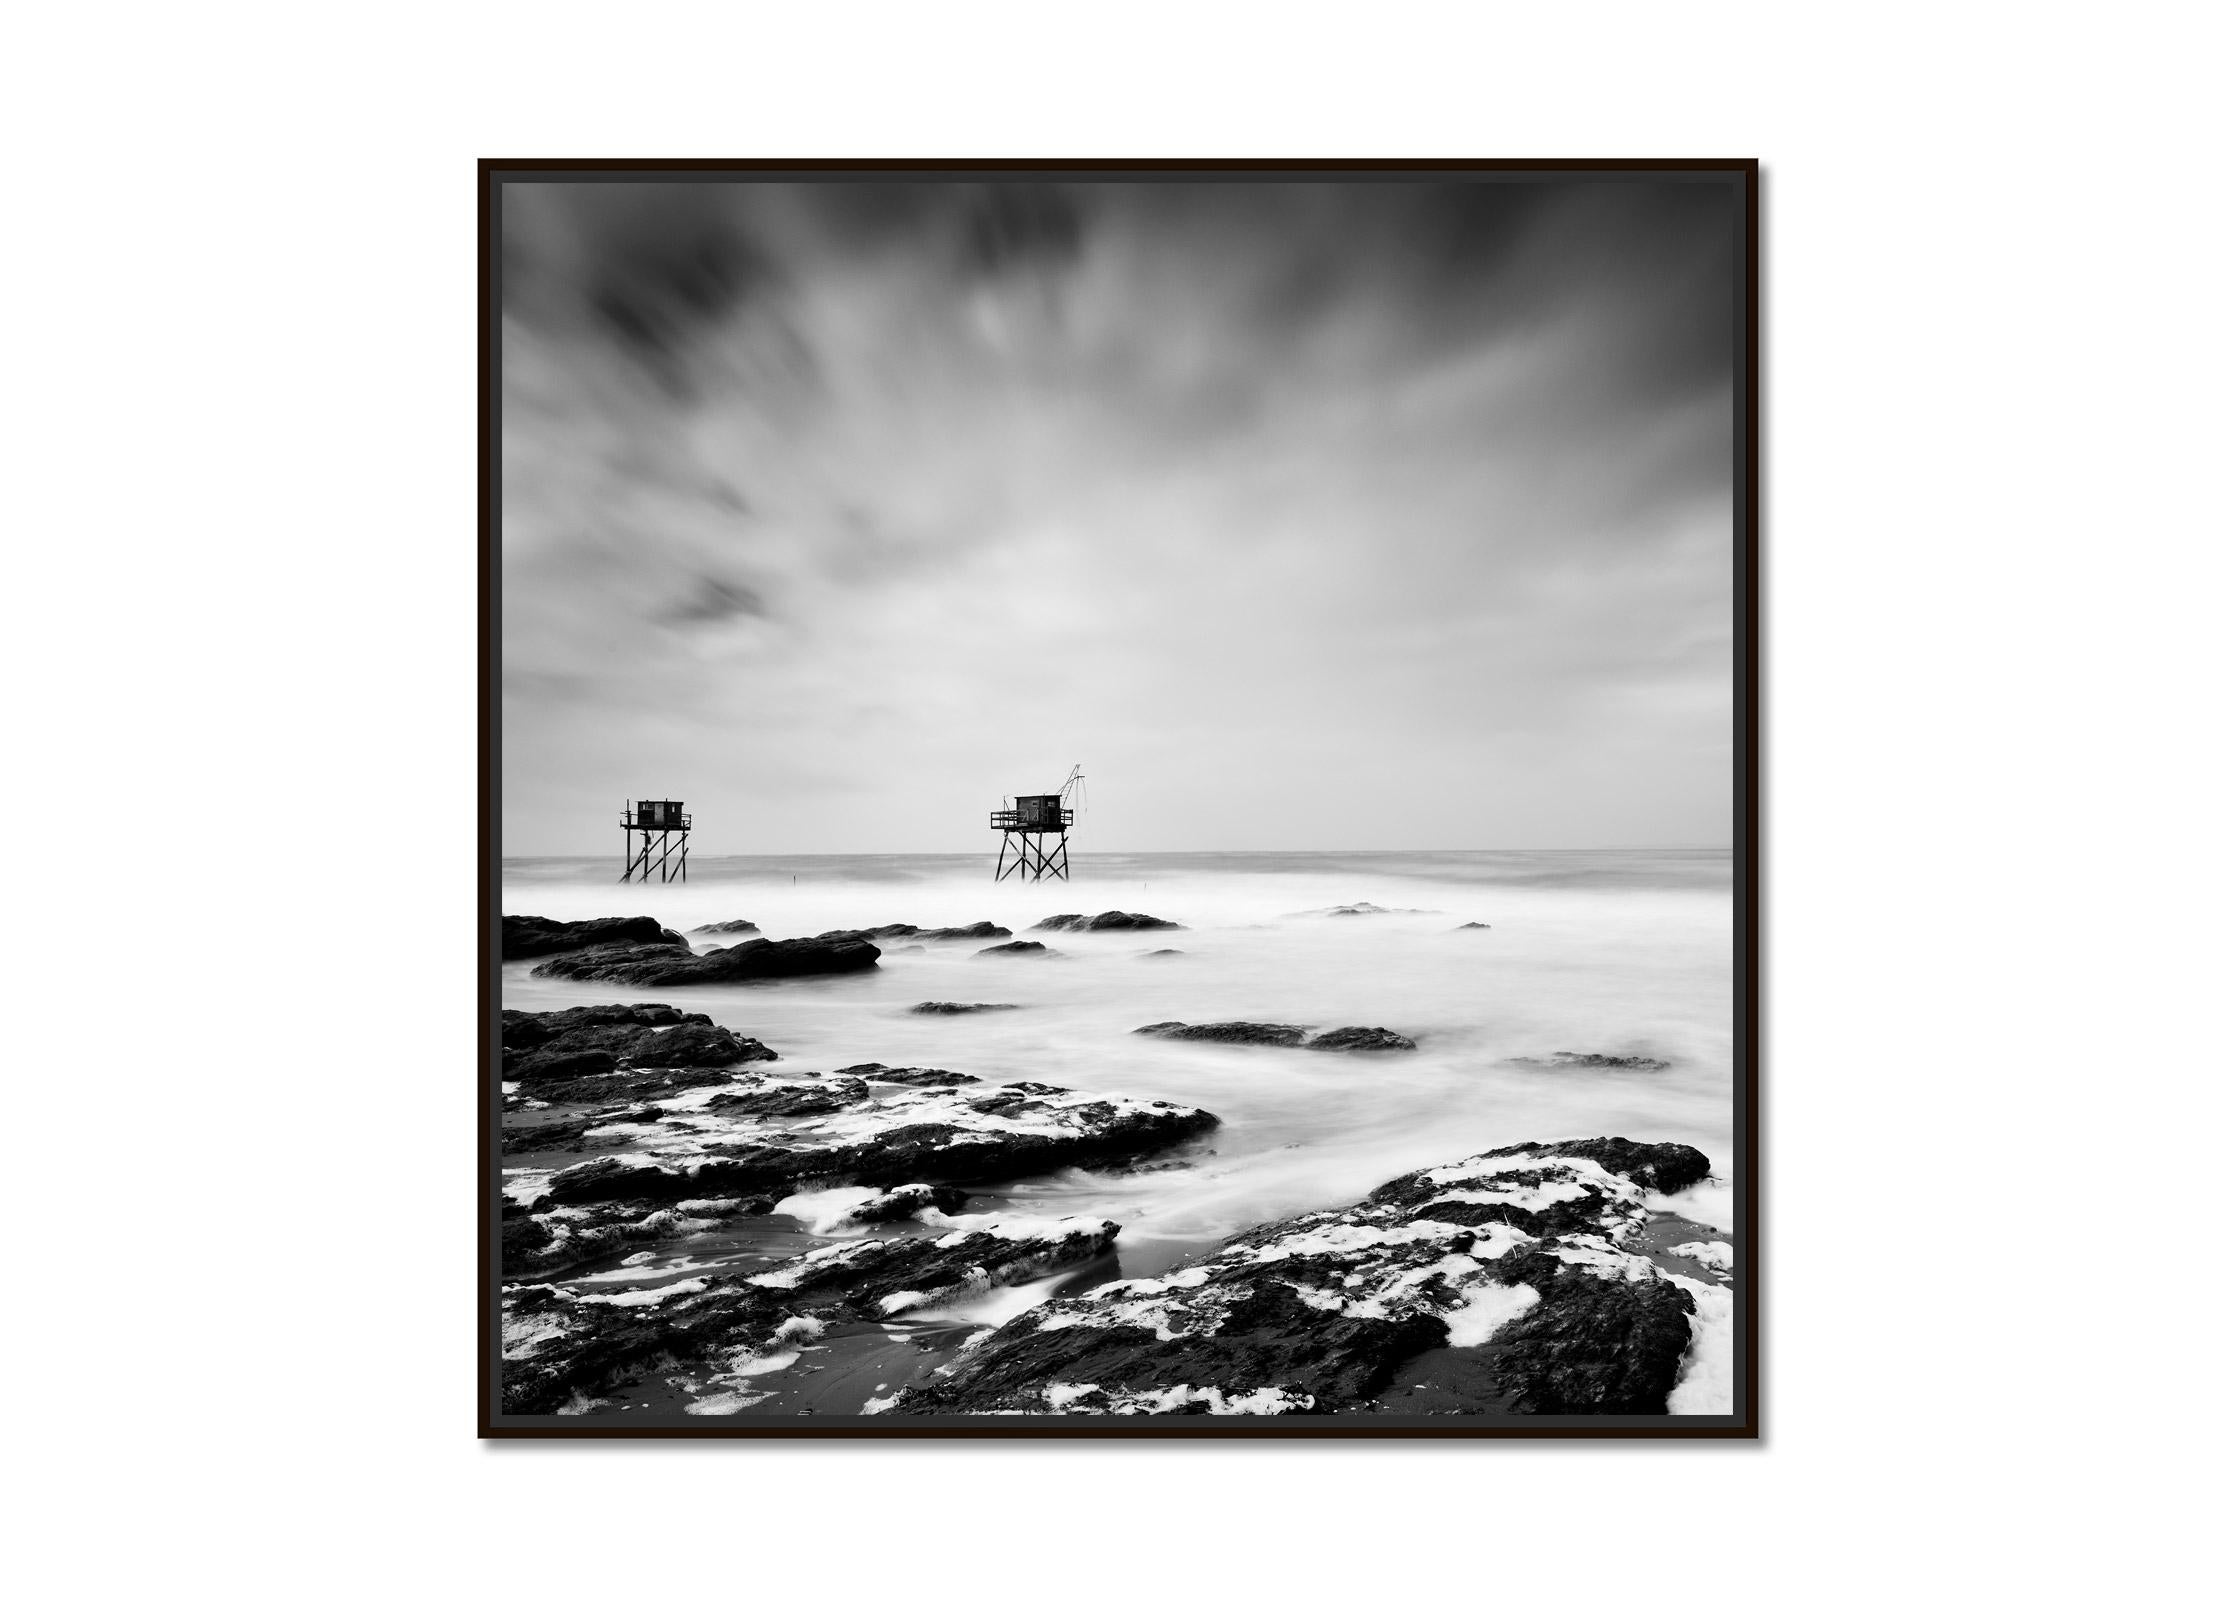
[974, 940, 1052, 957]
[502, 915, 687, 961]
[531, 935, 881, 986]
[888, 1137, 1721, 1418]
[1304, 1027, 1418, 1053]
[1033, 911, 1182, 933]
[1284, 902, 1435, 919]
[1136, 1021, 1308, 1047]
[1455, 922, 1491, 931]
[500, 1214, 1121, 1414]
[1549, 1051, 1672, 1072]
[1135, 1021, 1419, 1051]
[908, 1001, 1021, 1015]
[816, 921, 1012, 943]
[1140, 948, 1187, 958]
[691, 919, 761, 935]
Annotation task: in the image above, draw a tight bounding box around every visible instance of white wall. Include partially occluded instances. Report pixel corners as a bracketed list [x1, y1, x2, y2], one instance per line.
[6, 3, 2232, 1595]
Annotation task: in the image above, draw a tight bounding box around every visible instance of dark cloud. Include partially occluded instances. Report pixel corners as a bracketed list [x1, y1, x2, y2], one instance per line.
[959, 183, 1085, 278]
[499, 177, 1738, 853]
[1419, 180, 1558, 276]
[662, 575, 767, 626]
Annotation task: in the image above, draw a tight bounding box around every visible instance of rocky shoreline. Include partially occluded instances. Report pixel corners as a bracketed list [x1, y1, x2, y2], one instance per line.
[497, 911, 1734, 1420]
[886, 1137, 1721, 1417]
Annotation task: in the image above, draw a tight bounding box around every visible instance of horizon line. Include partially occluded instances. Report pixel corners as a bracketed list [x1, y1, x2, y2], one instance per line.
[499, 845, 1734, 860]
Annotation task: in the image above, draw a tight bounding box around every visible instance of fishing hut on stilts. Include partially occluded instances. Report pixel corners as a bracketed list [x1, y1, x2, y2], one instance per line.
[991, 766, 1083, 882]
[619, 799, 691, 883]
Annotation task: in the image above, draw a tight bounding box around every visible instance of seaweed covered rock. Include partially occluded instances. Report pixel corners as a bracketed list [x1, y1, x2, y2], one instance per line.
[1470, 1136, 1710, 1195]
[704, 1076, 872, 1117]
[513, 1065, 742, 1107]
[771, 1182, 971, 1233]
[516, 1076, 1219, 1208]
[507, 1048, 624, 1085]
[1033, 911, 1182, 933]
[531, 935, 881, 986]
[848, 1183, 968, 1223]
[501, 1277, 801, 1412]
[851, 1064, 982, 1087]
[502, 1006, 779, 1082]
[502, 1003, 694, 1045]
[502, 915, 688, 961]
[627, 1023, 779, 1069]
[502, 1116, 609, 1156]
[498, 1193, 770, 1281]
[500, 1214, 1120, 1414]
[510, 1027, 777, 1082]
[757, 1214, 1121, 1319]
[886, 1139, 1723, 1418]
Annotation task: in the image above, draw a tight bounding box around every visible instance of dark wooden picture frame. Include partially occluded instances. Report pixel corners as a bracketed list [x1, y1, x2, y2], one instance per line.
[480, 159, 1759, 1439]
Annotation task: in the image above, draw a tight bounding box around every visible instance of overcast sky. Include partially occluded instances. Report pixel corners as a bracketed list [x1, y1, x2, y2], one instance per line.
[499, 177, 1735, 856]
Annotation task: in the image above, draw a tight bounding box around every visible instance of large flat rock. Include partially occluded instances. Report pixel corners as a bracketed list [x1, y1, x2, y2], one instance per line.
[502, 1004, 779, 1083]
[509, 1075, 1219, 1210]
[1134, 1020, 1417, 1051]
[531, 934, 881, 986]
[885, 1136, 1723, 1418]
[817, 921, 1011, 943]
[502, 915, 686, 961]
[1033, 911, 1182, 933]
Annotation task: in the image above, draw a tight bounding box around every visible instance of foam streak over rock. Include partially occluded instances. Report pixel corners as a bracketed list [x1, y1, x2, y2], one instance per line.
[889, 1137, 1720, 1417]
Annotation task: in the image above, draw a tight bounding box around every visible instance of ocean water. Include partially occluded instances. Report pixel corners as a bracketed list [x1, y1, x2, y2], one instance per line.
[499, 849, 1738, 1280]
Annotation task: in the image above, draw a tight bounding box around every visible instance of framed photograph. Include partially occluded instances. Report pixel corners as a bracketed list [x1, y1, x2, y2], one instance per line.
[482, 160, 1758, 1437]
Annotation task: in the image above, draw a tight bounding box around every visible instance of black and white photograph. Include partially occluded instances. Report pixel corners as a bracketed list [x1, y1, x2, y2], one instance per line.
[18, 1, 2240, 1590]
[485, 164, 1756, 1434]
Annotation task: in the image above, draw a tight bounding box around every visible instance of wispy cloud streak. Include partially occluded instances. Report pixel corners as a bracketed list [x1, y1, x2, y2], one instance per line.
[500, 179, 1735, 853]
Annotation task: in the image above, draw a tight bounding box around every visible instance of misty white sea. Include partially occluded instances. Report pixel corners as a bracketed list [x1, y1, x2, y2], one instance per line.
[500, 849, 1737, 1284]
